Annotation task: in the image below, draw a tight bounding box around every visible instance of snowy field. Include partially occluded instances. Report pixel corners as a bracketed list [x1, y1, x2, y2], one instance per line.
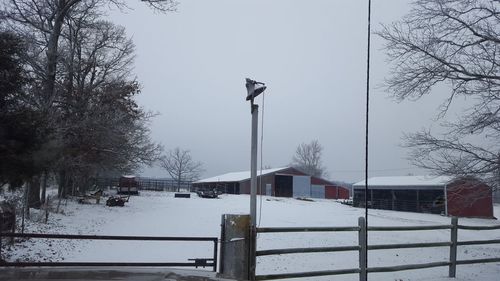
[3, 190, 500, 281]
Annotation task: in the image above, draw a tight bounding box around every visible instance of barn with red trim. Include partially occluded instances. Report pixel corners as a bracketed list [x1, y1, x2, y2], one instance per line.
[193, 167, 349, 199]
[352, 176, 493, 218]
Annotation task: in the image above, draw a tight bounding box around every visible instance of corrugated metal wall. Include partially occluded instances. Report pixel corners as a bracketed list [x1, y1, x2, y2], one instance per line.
[311, 184, 325, 198]
[292, 175, 311, 197]
[447, 180, 493, 218]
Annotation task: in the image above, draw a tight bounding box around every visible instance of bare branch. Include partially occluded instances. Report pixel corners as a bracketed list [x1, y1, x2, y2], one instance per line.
[290, 140, 327, 178]
[160, 148, 204, 191]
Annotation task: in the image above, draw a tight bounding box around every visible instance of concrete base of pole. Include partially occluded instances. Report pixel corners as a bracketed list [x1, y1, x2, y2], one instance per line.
[219, 214, 251, 280]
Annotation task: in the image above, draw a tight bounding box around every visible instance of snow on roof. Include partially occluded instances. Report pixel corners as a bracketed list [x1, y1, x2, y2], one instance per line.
[195, 167, 290, 183]
[353, 175, 454, 189]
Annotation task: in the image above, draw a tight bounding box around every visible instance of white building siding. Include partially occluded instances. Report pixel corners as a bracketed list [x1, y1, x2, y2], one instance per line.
[292, 175, 311, 197]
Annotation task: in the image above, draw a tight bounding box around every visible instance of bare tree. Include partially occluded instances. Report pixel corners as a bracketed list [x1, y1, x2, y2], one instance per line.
[2, 0, 177, 113]
[54, 15, 163, 195]
[1, 0, 170, 199]
[291, 140, 327, 178]
[378, 0, 500, 191]
[160, 148, 204, 191]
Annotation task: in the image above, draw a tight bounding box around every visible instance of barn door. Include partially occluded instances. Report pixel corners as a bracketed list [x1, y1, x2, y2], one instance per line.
[292, 176, 311, 198]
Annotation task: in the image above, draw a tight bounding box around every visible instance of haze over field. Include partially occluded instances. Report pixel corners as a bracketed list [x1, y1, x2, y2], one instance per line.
[109, 0, 468, 182]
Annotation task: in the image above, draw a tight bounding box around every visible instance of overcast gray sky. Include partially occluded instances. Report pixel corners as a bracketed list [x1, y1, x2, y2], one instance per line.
[109, 0, 462, 183]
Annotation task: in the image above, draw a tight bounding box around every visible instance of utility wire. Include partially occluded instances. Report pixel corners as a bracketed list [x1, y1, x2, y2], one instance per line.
[364, 0, 372, 280]
[331, 167, 413, 173]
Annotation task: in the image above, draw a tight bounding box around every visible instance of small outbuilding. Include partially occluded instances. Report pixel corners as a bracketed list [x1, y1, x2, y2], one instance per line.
[193, 167, 349, 199]
[352, 176, 493, 218]
[117, 175, 139, 195]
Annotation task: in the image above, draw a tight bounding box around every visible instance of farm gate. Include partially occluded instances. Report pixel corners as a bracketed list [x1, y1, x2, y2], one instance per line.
[0, 232, 217, 272]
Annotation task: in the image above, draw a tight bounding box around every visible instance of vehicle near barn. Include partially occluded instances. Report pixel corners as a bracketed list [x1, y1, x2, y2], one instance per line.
[117, 175, 139, 195]
[106, 195, 129, 207]
[197, 189, 218, 199]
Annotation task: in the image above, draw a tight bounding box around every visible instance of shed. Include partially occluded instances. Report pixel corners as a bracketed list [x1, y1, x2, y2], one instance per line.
[193, 167, 349, 199]
[352, 176, 493, 218]
[117, 175, 139, 195]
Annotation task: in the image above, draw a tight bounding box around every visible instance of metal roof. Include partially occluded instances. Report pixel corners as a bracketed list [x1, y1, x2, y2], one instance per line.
[194, 167, 290, 183]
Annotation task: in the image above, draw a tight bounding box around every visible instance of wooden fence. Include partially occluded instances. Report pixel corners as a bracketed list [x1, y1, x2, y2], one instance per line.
[254, 217, 500, 280]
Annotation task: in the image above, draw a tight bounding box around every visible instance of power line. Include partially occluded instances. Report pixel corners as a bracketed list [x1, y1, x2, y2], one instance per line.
[331, 167, 413, 173]
[363, 0, 372, 280]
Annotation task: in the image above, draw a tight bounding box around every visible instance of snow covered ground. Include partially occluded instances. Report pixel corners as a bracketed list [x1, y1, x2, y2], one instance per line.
[3, 190, 500, 281]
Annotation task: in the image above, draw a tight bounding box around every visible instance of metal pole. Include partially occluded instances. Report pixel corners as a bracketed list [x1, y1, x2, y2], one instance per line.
[250, 104, 259, 227]
[213, 238, 218, 272]
[250, 104, 258, 281]
[358, 217, 367, 281]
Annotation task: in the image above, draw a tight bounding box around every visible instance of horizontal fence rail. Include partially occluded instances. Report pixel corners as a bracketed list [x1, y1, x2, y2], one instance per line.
[256, 268, 361, 281]
[256, 226, 360, 233]
[368, 241, 452, 250]
[457, 224, 500, 230]
[456, 258, 500, 265]
[367, 261, 451, 273]
[0, 233, 217, 241]
[255, 224, 362, 280]
[457, 239, 500, 246]
[368, 225, 452, 231]
[254, 217, 500, 280]
[0, 232, 218, 272]
[256, 245, 360, 256]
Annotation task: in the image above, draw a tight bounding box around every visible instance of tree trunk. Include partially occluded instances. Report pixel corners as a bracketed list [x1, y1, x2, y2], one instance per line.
[58, 170, 68, 198]
[28, 176, 41, 208]
[42, 2, 77, 111]
[41, 171, 48, 204]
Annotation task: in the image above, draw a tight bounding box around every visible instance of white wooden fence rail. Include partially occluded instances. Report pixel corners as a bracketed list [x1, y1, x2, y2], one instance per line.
[254, 217, 500, 281]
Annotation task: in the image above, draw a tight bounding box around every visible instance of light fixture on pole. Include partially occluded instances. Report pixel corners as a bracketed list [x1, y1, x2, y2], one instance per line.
[246, 78, 266, 103]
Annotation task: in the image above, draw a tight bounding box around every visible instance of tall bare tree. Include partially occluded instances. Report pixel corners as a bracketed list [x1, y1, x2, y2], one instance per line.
[2, 0, 177, 113]
[160, 148, 204, 191]
[53, 10, 163, 195]
[0, 0, 172, 201]
[291, 140, 327, 178]
[378, 0, 500, 191]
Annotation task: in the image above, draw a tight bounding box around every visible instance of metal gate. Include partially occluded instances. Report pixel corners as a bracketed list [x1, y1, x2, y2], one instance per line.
[0, 232, 218, 272]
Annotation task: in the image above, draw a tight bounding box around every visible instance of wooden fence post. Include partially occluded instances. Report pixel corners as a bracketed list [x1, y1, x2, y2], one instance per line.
[449, 217, 458, 278]
[358, 217, 367, 281]
[249, 225, 256, 281]
[219, 215, 225, 274]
